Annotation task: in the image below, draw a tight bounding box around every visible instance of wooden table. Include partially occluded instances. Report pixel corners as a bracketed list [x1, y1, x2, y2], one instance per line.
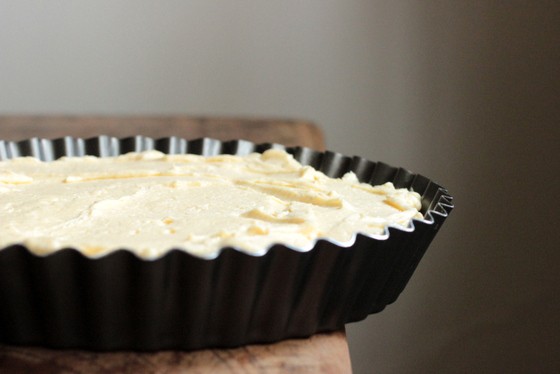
[0, 115, 325, 151]
[0, 332, 351, 374]
[0, 115, 352, 374]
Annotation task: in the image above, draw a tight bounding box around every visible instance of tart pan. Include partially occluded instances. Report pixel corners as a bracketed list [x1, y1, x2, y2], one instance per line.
[0, 136, 453, 350]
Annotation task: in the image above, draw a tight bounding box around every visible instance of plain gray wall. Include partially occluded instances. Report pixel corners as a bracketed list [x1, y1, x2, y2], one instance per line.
[1, 1, 559, 373]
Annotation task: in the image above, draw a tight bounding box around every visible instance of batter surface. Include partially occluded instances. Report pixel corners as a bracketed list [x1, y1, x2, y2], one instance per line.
[0, 149, 423, 258]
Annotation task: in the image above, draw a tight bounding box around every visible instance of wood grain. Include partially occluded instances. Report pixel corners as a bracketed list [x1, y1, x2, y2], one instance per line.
[0, 115, 325, 151]
[0, 331, 351, 374]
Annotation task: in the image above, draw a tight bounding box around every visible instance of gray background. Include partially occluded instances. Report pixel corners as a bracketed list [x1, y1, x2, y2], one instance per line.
[1, 1, 559, 373]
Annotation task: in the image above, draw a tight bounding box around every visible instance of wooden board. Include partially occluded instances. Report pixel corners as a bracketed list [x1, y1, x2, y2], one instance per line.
[0, 331, 351, 374]
[0, 115, 325, 151]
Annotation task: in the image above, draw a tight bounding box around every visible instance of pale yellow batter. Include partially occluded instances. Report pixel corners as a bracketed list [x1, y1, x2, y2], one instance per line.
[0, 149, 423, 259]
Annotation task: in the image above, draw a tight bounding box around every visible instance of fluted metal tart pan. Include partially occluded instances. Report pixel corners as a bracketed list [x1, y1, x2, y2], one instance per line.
[0, 136, 453, 350]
